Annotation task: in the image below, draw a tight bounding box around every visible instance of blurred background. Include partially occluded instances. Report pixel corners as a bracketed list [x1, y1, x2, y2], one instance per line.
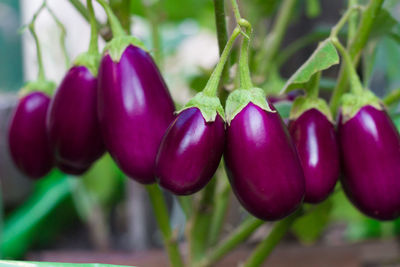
[1, 0, 400, 266]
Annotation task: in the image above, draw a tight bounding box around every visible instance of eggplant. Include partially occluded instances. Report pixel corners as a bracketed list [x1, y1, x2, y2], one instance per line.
[98, 45, 175, 184]
[225, 102, 305, 220]
[8, 92, 53, 178]
[156, 107, 225, 195]
[47, 66, 104, 174]
[339, 105, 400, 220]
[289, 108, 339, 203]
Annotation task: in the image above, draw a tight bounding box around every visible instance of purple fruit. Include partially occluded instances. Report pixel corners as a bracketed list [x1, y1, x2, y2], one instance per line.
[155, 107, 225, 195]
[47, 66, 104, 174]
[338, 105, 400, 220]
[8, 92, 53, 178]
[289, 108, 340, 203]
[57, 161, 90, 176]
[225, 102, 305, 220]
[98, 45, 175, 184]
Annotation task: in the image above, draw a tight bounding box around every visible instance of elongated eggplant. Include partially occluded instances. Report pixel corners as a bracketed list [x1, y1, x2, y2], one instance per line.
[225, 102, 305, 220]
[156, 107, 225, 195]
[339, 105, 400, 220]
[47, 66, 104, 174]
[98, 45, 175, 183]
[8, 92, 53, 178]
[289, 108, 339, 203]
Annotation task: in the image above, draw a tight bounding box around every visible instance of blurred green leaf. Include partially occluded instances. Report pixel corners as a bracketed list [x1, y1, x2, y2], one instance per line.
[274, 101, 293, 119]
[292, 200, 332, 244]
[370, 8, 399, 39]
[1, 171, 76, 259]
[306, 0, 321, 18]
[281, 39, 339, 93]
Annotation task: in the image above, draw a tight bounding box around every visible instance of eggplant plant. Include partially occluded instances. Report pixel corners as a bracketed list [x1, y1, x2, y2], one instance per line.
[5, 0, 400, 266]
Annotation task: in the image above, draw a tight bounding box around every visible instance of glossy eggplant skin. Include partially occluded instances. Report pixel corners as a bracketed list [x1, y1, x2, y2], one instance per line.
[338, 105, 400, 220]
[156, 107, 225, 195]
[225, 102, 305, 220]
[98, 45, 175, 184]
[8, 92, 53, 178]
[289, 108, 340, 203]
[47, 66, 104, 173]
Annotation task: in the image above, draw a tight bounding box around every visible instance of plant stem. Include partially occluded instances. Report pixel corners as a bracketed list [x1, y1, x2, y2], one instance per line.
[197, 217, 264, 267]
[383, 89, 400, 106]
[307, 71, 321, 98]
[86, 0, 99, 54]
[347, 0, 358, 47]
[330, 5, 362, 38]
[203, 27, 241, 97]
[110, 0, 131, 33]
[331, 37, 364, 95]
[46, 5, 70, 68]
[146, 185, 184, 267]
[178, 196, 192, 218]
[329, 0, 384, 115]
[189, 180, 216, 264]
[213, 0, 230, 104]
[238, 19, 254, 90]
[143, 1, 163, 67]
[96, 0, 126, 38]
[208, 178, 231, 246]
[242, 211, 300, 267]
[28, 4, 46, 81]
[255, 0, 297, 76]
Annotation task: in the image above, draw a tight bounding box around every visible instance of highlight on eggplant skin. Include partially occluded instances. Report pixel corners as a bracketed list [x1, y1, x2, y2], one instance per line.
[155, 107, 225, 195]
[338, 105, 400, 220]
[97, 45, 175, 184]
[8, 91, 54, 179]
[224, 102, 305, 221]
[47, 66, 105, 175]
[289, 108, 340, 204]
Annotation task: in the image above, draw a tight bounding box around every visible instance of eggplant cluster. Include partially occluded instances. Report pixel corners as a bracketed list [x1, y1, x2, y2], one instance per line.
[8, 43, 400, 222]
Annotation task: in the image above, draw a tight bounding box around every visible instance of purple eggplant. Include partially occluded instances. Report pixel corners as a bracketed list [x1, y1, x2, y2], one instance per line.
[289, 108, 339, 203]
[339, 105, 400, 220]
[155, 107, 225, 195]
[47, 66, 104, 174]
[225, 102, 305, 220]
[98, 45, 175, 184]
[57, 162, 90, 175]
[8, 91, 53, 178]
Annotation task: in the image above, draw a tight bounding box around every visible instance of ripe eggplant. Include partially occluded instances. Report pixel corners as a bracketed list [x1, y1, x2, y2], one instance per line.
[289, 108, 339, 203]
[47, 66, 104, 174]
[339, 105, 400, 220]
[8, 92, 53, 178]
[225, 102, 305, 220]
[156, 107, 225, 195]
[98, 45, 175, 183]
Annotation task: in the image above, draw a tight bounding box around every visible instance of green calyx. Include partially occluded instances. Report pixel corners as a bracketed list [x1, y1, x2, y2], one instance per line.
[340, 90, 382, 123]
[178, 92, 225, 122]
[19, 80, 56, 97]
[74, 52, 101, 76]
[290, 96, 333, 122]
[225, 87, 274, 125]
[104, 36, 147, 62]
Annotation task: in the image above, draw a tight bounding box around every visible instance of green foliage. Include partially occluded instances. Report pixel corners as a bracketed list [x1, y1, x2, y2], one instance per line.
[282, 39, 339, 93]
[292, 200, 332, 244]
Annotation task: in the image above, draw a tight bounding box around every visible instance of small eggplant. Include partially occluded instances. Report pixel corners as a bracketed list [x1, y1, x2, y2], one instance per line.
[289, 108, 340, 203]
[8, 91, 53, 178]
[156, 107, 225, 195]
[47, 66, 104, 174]
[339, 104, 400, 220]
[98, 45, 175, 184]
[225, 94, 305, 221]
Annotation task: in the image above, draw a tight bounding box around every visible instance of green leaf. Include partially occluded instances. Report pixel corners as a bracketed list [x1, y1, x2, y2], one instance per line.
[292, 199, 332, 244]
[281, 39, 339, 93]
[370, 8, 400, 39]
